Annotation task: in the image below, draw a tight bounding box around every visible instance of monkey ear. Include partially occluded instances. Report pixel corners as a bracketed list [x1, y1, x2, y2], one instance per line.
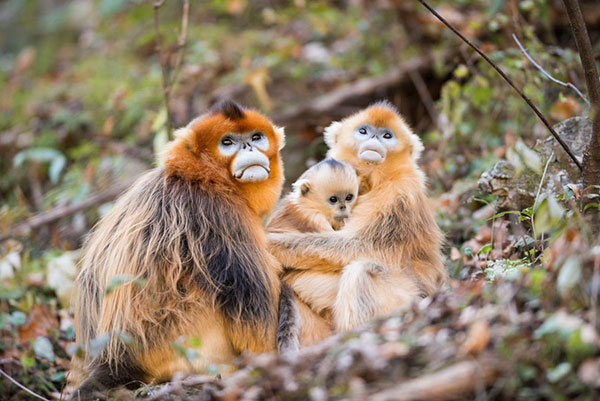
[323, 121, 342, 149]
[293, 179, 311, 196]
[408, 132, 424, 162]
[274, 126, 286, 150]
[174, 127, 191, 139]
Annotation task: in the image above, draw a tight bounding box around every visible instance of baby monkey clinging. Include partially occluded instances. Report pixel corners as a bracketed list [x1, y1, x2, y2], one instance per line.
[267, 159, 358, 233]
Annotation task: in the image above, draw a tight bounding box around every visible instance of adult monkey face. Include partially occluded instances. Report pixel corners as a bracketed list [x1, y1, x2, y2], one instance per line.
[323, 101, 424, 171]
[219, 131, 272, 182]
[353, 124, 397, 163]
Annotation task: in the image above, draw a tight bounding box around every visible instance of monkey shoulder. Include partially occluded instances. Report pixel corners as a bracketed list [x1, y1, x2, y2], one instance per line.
[266, 198, 322, 234]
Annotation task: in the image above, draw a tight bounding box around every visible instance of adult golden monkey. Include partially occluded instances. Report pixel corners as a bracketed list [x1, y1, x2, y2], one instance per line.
[268, 101, 446, 340]
[70, 101, 294, 399]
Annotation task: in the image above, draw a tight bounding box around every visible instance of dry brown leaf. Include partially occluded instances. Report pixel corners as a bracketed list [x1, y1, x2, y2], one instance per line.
[102, 116, 115, 137]
[226, 0, 247, 15]
[567, 184, 581, 199]
[450, 247, 462, 261]
[459, 320, 490, 355]
[550, 96, 582, 121]
[13, 47, 36, 74]
[450, 279, 484, 297]
[18, 303, 59, 343]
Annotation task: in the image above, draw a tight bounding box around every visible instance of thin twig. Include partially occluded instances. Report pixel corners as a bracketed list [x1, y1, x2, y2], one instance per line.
[0, 368, 50, 401]
[408, 69, 441, 131]
[532, 151, 554, 239]
[153, 0, 174, 137]
[512, 34, 589, 105]
[592, 249, 599, 329]
[416, 0, 583, 172]
[272, 53, 438, 123]
[13, 178, 137, 236]
[370, 359, 497, 401]
[169, 0, 190, 95]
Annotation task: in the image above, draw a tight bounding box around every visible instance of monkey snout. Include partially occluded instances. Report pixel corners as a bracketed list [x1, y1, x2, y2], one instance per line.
[358, 139, 386, 163]
[232, 150, 270, 182]
[335, 210, 349, 221]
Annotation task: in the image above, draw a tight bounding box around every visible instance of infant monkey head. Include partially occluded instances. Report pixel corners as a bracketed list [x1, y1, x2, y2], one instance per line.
[293, 159, 358, 230]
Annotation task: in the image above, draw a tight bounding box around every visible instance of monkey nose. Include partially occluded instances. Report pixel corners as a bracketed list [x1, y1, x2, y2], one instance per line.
[340, 205, 346, 210]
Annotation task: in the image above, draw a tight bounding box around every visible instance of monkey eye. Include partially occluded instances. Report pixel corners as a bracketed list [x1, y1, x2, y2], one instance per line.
[358, 127, 368, 135]
[345, 194, 354, 202]
[221, 137, 234, 146]
[383, 132, 393, 139]
[329, 196, 338, 204]
[251, 132, 263, 141]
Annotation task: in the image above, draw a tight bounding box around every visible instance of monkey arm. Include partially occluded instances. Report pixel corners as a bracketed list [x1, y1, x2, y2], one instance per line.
[267, 231, 365, 271]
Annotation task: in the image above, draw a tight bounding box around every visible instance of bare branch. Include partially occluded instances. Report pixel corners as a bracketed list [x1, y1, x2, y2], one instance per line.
[0, 368, 50, 401]
[408, 68, 441, 131]
[13, 178, 138, 236]
[416, 0, 583, 171]
[272, 54, 438, 123]
[170, 0, 190, 94]
[512, 34, 589, 106]
[153, 0, 173, 136]
[562, 0, 600, 229]
[370, 359, 497, 401]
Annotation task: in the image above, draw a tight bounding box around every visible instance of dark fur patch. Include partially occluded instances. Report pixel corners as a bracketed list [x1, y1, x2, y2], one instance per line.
[158, 173, 275, 325]
[316, 158, 345, 170]
[276, 283, 300, 353]
[211, 99, 245, 120]
[367, 197, 409, 249]
[70, 349, 145, 401]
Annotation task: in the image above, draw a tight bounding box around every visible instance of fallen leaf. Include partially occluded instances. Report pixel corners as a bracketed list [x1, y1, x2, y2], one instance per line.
[33, 336, 56, 361]
[460, 320, 490, 355]
[450, 247, 461, 261]
[550, 96, 582, 121]
[13, 47, 36, 74]
[567, 184, 581, 199]
[18, 304, 59, 343]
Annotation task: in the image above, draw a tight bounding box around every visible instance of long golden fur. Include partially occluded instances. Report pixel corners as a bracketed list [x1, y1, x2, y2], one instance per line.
[71, 101, 286, 398]
[267, 101, 446, 342]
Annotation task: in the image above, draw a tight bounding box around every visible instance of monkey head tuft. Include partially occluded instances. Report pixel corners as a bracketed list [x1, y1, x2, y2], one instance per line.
[211, 99, 245, 120]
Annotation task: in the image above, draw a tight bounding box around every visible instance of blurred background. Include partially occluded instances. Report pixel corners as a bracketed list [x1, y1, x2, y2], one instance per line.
[1, 0, 599, 399]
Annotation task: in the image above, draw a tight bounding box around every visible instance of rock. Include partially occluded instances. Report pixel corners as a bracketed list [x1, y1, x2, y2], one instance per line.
[478, 117, 591, 210]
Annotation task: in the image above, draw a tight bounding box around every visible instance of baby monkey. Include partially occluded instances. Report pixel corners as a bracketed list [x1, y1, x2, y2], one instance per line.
[267, 159, 362, 344]
[267, 158, 359, 233]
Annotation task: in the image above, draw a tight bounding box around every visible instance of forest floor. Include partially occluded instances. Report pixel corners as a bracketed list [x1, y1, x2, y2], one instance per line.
[1, 1, 600, 400]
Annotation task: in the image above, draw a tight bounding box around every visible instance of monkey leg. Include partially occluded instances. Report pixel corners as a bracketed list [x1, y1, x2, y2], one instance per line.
[332, 261, 419, 332]
[296, 297, 333, 347]
[332, 260, 388, 332]
[277, 283, 300, 354]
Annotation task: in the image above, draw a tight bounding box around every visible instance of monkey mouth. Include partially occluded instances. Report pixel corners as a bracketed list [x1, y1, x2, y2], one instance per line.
[334, 214, 348, 222]
[234, 164, 271, 182]
[359, 149, 385, 163]
[358, 141, 386, 163]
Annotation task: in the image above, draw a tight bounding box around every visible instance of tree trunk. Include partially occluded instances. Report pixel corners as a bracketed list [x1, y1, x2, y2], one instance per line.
[562, 0, 600, 234]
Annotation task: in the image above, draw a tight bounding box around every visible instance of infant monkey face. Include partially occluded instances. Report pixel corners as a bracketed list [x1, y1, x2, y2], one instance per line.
[326, 191, 355, 223]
